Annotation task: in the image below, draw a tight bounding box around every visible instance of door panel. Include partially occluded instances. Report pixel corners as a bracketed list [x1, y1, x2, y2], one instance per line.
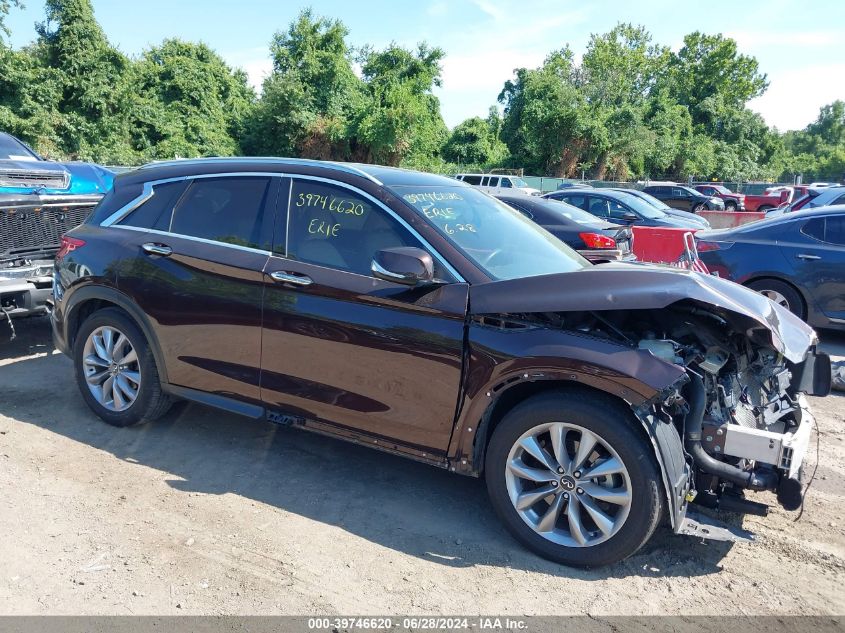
[115, 176, 279, 403]
[261, 258, 469, 453]
[784, 217, 845, 323]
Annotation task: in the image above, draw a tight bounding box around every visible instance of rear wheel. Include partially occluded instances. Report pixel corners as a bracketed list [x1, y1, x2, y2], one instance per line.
[693, 202, 706, 213]
[485, 390, 663, 567]
[747, 279, 805, 319]
[73, 308, 172, 427]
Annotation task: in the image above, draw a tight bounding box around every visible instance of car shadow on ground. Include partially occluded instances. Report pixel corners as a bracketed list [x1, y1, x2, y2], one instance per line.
[0, 317, 738, 581]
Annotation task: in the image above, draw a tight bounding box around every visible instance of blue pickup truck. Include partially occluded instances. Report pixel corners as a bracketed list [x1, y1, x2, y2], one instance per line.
[1, 132, 114, 329]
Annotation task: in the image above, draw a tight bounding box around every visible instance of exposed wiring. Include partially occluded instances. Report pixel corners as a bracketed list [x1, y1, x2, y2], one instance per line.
[1, 305, 15, 341]
[794, 414, 819, 523]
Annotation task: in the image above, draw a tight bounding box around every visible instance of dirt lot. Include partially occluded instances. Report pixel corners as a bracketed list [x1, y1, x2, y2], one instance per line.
[1, 315, 844, 616]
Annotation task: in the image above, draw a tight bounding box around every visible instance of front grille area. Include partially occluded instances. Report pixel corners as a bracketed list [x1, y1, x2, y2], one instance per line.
[1, 202, 96, 258]
[0, 169, 69, 190]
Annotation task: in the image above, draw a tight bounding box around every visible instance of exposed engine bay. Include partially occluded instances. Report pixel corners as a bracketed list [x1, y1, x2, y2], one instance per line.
[501, 302, 831, 521]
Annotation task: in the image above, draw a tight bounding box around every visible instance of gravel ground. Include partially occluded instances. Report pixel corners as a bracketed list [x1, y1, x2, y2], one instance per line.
[1, 315, 844, 616]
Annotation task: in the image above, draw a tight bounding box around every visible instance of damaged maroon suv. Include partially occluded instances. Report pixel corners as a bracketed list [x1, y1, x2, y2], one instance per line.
[51, 159, 831, 567]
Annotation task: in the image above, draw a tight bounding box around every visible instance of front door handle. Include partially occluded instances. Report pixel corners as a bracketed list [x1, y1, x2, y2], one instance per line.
[796, 253, 821, 260]
[270, 271, 313, 287]
[142, 242, 172, 256]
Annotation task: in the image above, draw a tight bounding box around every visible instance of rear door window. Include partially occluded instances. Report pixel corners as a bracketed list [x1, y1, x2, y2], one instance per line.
[167, 177, 274, 250]
[587, 196, 610, 218]
[562, 194, 588, 210]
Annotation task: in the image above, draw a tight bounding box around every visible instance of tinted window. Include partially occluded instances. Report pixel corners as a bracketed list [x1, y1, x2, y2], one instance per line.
[671, 187, 686, 198]
[607, 200, 634, 220]
[286, 179, 424, 277]
[802, 218, 826, 241]
[833, 194, 845, 206]
[500, 178, 512, 188]
[563, 194, 588, 210]
[169, 177, 271, 249]
[587, 197, 610, 217]
[487, 177, 500, 186]
[463, 175, 482, 185]
[826, 217, 845, 245]
[805, 216, 845, 245]
[119, 181, 186, 229]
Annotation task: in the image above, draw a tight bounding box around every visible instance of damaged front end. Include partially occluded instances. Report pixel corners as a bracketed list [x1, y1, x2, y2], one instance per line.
[1, 194, 102, 333]
[469, 264, 831, 541]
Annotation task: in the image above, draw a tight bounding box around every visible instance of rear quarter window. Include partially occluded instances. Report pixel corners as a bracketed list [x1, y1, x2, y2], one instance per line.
[117, 180, 187, 230]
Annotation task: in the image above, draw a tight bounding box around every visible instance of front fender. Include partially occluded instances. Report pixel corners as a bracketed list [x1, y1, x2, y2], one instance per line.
[448, 322, 686, 465]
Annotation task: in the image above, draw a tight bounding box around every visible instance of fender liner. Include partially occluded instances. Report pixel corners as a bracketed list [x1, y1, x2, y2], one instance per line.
[632, 397, 692, 530]
[62, 284, 170, 385]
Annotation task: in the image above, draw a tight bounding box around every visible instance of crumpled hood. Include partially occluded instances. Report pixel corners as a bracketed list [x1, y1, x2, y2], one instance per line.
[470, 262, 817, 363]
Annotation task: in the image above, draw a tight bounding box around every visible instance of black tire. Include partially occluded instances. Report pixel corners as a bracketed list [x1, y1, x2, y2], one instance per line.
[692, 202, 706, 213]
[747, 279, 806, 319]
[725, 201, 737, 211]
[758, 205, 773, 212]
[485, 389, 664, 567]
[73, 307, 172, 427]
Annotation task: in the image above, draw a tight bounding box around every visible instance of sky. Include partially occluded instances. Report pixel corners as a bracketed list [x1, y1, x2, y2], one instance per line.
[5, 0, 845, 131]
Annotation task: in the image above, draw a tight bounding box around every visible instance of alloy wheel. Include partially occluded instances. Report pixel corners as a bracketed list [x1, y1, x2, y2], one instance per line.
[504, 422, 632, 547]
[759, 289, 790, 311]
[82, 326, 141, 412]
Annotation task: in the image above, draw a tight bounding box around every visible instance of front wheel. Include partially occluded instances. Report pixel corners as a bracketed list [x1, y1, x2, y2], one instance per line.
[725, 201, 737, 211]
[485, 390, 663, 567]
[74, 308, 173, 427]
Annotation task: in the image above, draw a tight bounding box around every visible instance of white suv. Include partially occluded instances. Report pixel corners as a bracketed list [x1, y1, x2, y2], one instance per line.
[455, 173, 540, 196]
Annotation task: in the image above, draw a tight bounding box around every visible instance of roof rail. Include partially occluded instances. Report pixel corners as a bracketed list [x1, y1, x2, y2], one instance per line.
[138, 157, 382, 185]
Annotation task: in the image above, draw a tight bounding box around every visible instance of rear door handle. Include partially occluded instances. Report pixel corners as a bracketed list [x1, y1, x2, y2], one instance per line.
[270, 271, 313, 287]
[142, 242, 172, 256]
[796, 253, 820, 260]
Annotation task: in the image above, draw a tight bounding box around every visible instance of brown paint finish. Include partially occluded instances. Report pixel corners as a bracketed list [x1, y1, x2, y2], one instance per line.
[260, 255, 469, 455]
[115, 230, 268, 401]
[446, 322, 688, 471]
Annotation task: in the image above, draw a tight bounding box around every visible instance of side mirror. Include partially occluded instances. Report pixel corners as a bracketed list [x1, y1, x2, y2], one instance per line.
[371, 247, 435, 286]
[622, 212, 639, 223]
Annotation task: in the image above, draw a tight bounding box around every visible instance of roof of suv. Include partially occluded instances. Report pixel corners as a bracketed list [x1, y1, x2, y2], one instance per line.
[122, 157, 459, 188]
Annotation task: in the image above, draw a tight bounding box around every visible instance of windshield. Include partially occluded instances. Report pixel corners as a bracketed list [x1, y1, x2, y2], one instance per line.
[613, 192, 667, 219]
[394, 186, 590, 280]
[713, 185, 733, 194]
[512, 177, 529, 188]
[0, 135, 39, 161]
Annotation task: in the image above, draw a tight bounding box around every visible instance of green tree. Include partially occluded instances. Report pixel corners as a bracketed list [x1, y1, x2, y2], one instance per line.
[667, 32, 768, 129]
[355, 43, 448, 166]
[499, 49, 603, 176]
[244, 8, 364, 159]
[131, 39, 254, 159]
[442, 115, 507, 165]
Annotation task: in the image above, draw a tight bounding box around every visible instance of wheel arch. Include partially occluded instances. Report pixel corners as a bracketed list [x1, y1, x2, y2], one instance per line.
[462, 378, 684, 528]
[64, 286, 169, 385]
[742, 274, 809, 320]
